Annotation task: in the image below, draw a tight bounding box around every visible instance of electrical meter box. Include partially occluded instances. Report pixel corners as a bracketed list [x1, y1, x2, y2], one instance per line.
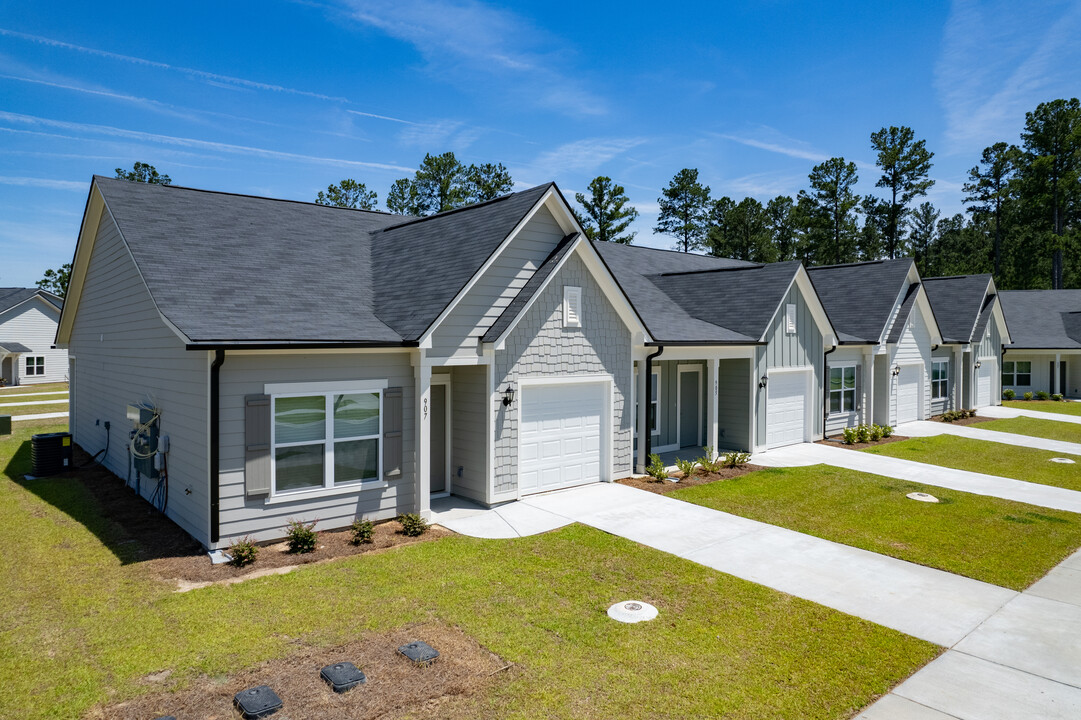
[127, 404, 160, 479]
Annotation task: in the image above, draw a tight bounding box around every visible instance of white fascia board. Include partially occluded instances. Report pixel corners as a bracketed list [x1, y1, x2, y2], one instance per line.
[416, 186, 560, 349]
[55, 183, 104, 345]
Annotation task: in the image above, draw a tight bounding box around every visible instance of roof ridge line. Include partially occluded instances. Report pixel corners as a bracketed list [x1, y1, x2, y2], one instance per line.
[380, 182, 554, 232]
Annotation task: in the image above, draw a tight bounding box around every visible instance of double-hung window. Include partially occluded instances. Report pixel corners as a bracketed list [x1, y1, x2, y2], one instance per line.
[272, 389, 382, 495]
[1001, 361, 1031, 387]
[650, 368, 660, 434]
[829, 365, 857, 413]
[25, 356, 45, 376]
[932, 360, 949, 399]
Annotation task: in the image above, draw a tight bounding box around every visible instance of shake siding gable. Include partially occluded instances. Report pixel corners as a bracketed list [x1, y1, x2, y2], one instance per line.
[493, 251, 632, 497]
[216, 351, 416, 545]
[0, 300, 67, 384]
[430, 205, 565, 358]
[67, 210, 210, 544]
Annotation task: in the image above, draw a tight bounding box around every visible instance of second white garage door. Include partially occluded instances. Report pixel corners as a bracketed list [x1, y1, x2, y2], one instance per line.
[766, 370, 808, 448]
[896, 364, 921, 424]
[976, 361, 994, 407]
[519, 381, 605, 495]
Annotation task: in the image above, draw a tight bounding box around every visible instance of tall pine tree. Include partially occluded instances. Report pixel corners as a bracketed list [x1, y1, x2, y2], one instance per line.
[574, 176, 639, 243]
[870, 126, 935, 259]
[654, 168, 711, 252]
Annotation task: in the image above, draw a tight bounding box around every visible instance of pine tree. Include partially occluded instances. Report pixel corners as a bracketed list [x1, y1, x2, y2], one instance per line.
[907, 202, 940, 276]
[870, 126, 934, 259]
[315, 179, 378, 209]
[574, 176, 639, 243]
[654, 168, 711, 252]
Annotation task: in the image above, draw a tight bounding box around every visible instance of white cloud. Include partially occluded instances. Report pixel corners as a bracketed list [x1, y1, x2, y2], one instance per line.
[518, 137, 646, 184]
[935, 0, 1081, 153]
[717, 133, 829, 163]
[0, 176, 85, 191]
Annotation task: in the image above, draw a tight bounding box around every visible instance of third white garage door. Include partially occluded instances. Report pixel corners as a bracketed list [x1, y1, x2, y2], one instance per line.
[766, 370, 808, 448]
[976, 361, 994, 407]
[895, 364, 921, 424]
[519, 381, 605, 495]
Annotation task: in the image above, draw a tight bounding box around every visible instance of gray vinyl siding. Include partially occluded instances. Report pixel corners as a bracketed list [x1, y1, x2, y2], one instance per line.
[825, 346, 865, 434]
[963, 352, 974, 408]
[891, 307, 932, 423]
[1002, 351, 1081, 398]
[756, 282, 825, 446]
[0, 300, 67, 384]
[67, 209, 209, 545]
[716, 359, 751, 451]
[930, 347, 954, 415]
[493, 251, 632, 497]
[430, 205, 564, 358]
[448, 364, 487, 503]
[653, 359, 707, 448]
[216, 351, 415, 545]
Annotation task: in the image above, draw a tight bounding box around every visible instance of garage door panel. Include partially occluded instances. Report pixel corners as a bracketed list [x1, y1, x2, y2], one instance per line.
[767, 371, 807, 448]
[976, 363, 993, 407]
[896, 365, 920, 424]
[519, 382, 605, 495]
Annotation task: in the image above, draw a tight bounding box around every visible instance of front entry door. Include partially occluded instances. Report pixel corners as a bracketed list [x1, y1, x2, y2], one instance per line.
[679, 370, 700, 448]
[430, 383, 447, 494]
[1050, 361, 1066, 395]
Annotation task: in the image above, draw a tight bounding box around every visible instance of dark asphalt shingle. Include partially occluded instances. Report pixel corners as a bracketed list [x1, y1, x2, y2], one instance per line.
[807, 259, 914, 343]
[922, 275, 994, 343]
[1000, 290, 1081, 349]
[0, 288, 62, 315]
[0, 341, 33, 353]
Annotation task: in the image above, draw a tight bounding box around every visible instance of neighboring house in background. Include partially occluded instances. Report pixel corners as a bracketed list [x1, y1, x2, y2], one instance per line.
[808, 259, 944, 435]
[922, 274, 1011, 412]
[999, 290, 1081, 398]
[0, 287, 66, 386]
[596, 244, 836, 465]
[57, 176, 649, 548]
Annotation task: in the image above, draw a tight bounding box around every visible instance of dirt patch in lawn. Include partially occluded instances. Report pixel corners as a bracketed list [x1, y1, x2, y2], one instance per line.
[40, 445, 448, 587]
[818, 435, 911, 451]
[87, 622, 510, 720]
[617, 464, 765, 495]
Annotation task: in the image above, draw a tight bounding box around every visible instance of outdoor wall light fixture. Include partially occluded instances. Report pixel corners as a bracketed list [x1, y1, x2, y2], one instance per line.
[502, 386, 515, 406]
[759, 375, 769, 388]
[974, 361, 982, 369]
[892, 366, 901, 377]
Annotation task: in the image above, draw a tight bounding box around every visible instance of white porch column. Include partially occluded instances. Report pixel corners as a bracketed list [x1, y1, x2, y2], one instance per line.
[707, 357, 719, 457]
[414, 352, 432, 519]
[636, 357, 649, 473]
[953, 346, 964, 410]
[1055, 352, 1062, 395]
[862, 347, 874, 425]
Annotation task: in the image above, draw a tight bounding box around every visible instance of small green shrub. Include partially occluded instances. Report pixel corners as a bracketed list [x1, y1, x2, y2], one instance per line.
[285, 518, 318, 554]
[675, 458, 698, 479]
[350, 519, 375, 545]
[966, 409, 976, 418]
[397, 513, 428, 537]
[1037, 391, 1050, 401]
[842, 426, 859, 445]
[722, 451, 751, 468]
[868, 424, 883, 441]
[881, 425, 894, 438]
[1052, 393, 1063, 402]
[855, 424, 871, 443]
[1002, 389, 1016, 400]
[646, 453, 669, 481]
[696, 447, 721, 473]
[941, 411, 960, 423]
[228, 536, 259, 567]
[1023, 392, 1033, 401]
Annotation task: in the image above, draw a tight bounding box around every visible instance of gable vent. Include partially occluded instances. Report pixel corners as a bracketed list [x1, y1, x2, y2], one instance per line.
[563, 286, 582, 328]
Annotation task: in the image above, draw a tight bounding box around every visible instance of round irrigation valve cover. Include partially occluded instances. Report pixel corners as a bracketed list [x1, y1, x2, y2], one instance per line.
[607, 600, 658, 623]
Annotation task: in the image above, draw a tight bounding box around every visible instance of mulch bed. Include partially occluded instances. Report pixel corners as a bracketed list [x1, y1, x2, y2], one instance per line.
[48, 445, 448, 587]
[616, 464, 765, 495]
[817, 435, 910, 451]
[87, 623, 510, 720]
[928, 414, 993, 427]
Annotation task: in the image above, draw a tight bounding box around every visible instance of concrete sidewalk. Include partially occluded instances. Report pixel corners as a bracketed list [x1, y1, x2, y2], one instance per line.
[11, 412, 68, 422]
[898, 419, 1081, 456]
[754, 442, 1081, 514]
[981, 404, 1081, 426]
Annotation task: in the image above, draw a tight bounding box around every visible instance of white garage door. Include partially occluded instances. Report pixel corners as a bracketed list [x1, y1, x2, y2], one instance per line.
[519, 382, 604, 495]
[766, 371, 807, 448]
[976, 361, 994, 407]
[896, 364, 921, 424]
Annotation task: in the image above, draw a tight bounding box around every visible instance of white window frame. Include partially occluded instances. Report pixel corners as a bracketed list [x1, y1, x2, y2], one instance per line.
[25, 356, 45, 376]
[1002, 361, 1031, 387]
[785, 303, 797, 334]
[932, 359, 949, 399]
[268, 382, 385, 499]
[650, 367, 660, 435]
[829, 364, 857, 414]
[563, 286, 582, 328]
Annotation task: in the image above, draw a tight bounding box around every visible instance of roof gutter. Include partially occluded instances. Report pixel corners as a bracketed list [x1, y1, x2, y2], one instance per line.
[643, 345, 664, 464]
[210, 349, 224, 545]
[823, 342, 837, 438]
[644, 340, 766, 347]
[185, 341, 418, 351]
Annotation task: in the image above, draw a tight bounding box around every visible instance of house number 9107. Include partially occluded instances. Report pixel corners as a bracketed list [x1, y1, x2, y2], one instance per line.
[423, 397, 428, 419]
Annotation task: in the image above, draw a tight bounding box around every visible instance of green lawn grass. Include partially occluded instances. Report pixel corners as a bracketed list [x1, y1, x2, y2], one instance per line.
[979, 416, 1081, 445]
[866, 434, 1081, 492]
[0, 381, 69, 395]
[1004, 399, 1081, 416]
[672, 464, 1081, 591]
[0, 400, 69, 416]
[0, 420, 937, 720]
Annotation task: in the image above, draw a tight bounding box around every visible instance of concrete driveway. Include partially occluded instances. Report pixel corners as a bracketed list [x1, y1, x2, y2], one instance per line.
[898, 419, 1081, 456]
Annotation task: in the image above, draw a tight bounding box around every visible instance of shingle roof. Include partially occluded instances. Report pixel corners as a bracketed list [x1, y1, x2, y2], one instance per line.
[807, 259, 914, 343]
[595, 243, 801, 344]
[92, 176, 552, 346]
[885, 283, 920, 344]
[482, 233, 578, 343]
[0, 341, 33, 354]
[922, 274, 994, 343]
[0, 288, 61, 315]
[1000, 290, 1081, 349]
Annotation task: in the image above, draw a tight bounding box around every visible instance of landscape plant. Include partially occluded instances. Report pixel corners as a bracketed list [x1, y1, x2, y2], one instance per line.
[722, 451, 751, 467]
[284, 518, 318, 554]
[350, 519, 375, 545]
[396, 513, 429, 537]
[646, 453, 669, 481]
[675, 458, 698, 479]
[1003, 389, 1016, 400]
[696, 447, 721, 473]
[1037, 391, 1050, 400]
[227, 536, 259, 567]
[1024, 392, 1034, 400]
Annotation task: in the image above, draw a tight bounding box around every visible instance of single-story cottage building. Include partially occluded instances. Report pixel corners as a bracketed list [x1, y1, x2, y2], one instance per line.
[0, 287, 66, 386]
[807, 259, 944, 435]
[999, 289, 1081, 398]
[922, 274, 1011, 411]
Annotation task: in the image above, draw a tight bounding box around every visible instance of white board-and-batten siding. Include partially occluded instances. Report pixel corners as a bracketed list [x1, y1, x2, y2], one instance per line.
[0, 300, 67, 384]
[66, 209, 210, 544]
[890, 308, 932, 424]
[429, 205, 565, 358]
[216, 351, 416, 545]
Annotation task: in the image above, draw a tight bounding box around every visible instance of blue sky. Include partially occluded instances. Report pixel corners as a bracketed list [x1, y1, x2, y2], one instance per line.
[2, 0, 1079, 287]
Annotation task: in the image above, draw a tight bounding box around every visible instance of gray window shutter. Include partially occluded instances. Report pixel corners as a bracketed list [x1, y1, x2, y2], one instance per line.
[854, 364, 862, 412]
[383, 387, 403, 478]
[244, 394, 271, 497]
